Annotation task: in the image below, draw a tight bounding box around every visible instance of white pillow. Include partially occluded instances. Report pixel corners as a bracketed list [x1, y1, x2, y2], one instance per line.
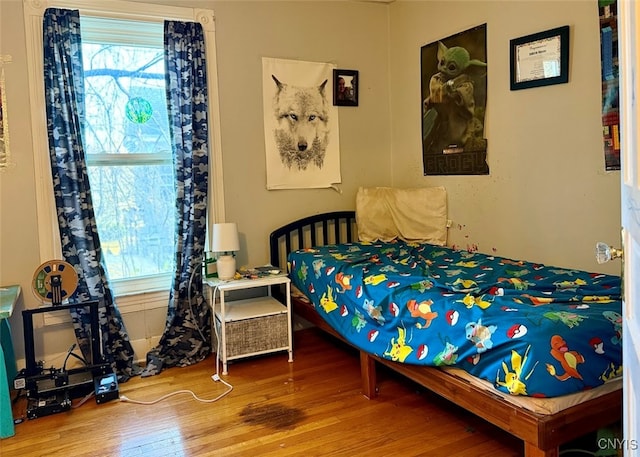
[356, 186, 448, 245]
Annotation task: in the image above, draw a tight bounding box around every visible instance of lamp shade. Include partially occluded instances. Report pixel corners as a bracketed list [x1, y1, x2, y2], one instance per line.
[212, 223, 240, 253]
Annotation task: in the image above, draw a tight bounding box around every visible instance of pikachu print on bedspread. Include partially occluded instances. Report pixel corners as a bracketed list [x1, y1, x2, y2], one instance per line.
[496, 345, 538, 396]
[319, 285, 338, 313]
[384, 326, 413, 362]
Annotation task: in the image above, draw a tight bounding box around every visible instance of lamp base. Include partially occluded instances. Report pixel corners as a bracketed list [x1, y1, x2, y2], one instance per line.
[217, 255, 236, 280]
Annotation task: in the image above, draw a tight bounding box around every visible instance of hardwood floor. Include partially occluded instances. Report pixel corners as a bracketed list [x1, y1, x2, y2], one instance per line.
[2, 328, 526, 456]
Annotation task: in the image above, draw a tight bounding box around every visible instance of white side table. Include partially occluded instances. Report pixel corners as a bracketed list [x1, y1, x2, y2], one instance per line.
[205, 274, 292, 375]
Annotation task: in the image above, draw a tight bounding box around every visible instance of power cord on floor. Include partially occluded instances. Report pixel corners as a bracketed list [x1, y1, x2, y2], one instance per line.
[119, 374, 233, 405]
[194, 258, 231, 386]
[210, 284, 227, 382]
[119, 281, 233, 406]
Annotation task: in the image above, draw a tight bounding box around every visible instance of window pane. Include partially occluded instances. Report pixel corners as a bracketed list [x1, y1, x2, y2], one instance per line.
[82, 40, 175, 285]
[88, 163, 175, 281]
[82, 43, 170, 155]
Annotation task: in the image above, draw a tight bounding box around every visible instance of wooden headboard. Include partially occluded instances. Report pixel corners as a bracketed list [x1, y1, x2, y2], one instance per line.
[269, 211, 357, 270]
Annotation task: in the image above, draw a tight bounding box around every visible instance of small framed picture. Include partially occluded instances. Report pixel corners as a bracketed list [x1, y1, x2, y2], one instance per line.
[333, 69, 358, 106]
[510, 25, 570, 91]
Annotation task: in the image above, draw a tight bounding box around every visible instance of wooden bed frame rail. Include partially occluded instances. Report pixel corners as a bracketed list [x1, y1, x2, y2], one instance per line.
[269, 211, 622, 457]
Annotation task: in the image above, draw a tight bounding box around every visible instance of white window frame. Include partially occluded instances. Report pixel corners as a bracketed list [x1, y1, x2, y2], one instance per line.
[23, 0, 226, 301]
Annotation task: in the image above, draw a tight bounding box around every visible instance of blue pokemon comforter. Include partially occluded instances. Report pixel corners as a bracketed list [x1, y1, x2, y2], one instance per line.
[288, 241, 623, 398]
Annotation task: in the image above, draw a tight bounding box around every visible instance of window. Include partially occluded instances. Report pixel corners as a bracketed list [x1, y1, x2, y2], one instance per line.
[23, 0, 226, 302]
[81, 18, 174, 294]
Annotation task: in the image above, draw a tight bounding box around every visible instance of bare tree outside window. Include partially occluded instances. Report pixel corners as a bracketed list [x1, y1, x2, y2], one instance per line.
[83, 42, 175, 282]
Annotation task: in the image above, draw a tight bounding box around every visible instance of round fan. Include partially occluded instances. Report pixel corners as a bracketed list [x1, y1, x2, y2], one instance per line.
[32, 259, 79, 305]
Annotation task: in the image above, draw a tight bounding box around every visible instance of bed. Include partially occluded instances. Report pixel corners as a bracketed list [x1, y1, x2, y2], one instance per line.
[269, 210, 623, 457]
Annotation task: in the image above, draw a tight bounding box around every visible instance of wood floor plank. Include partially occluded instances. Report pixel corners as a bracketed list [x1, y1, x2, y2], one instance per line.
[3, 328, 524, 456]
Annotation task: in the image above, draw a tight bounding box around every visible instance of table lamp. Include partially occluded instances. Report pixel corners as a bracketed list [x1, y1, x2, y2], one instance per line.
[212, 223, 240, 280]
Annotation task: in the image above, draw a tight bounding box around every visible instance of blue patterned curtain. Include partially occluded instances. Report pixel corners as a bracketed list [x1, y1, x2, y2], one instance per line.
[141, 20, 211, 376]
[43, 8, 138, 380]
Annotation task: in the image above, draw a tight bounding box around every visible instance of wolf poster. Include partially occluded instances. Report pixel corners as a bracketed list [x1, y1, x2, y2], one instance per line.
[421, 24, 489, 175]
[263, 57, 341, 190]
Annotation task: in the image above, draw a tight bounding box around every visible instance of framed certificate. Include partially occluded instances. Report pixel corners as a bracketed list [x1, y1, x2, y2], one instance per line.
[510, 26, 570, 90]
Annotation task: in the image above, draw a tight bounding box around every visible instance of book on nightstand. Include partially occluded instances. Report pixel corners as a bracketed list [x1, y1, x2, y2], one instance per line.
[237, 265, 282, 280]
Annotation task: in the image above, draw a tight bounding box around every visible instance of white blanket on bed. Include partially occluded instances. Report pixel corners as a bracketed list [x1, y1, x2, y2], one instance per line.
[356, 186, 448, 245]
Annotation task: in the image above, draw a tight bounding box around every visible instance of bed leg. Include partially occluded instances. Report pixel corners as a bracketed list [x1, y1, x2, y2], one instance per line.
[360, 351, 377, 399]
[524, 442, 558, 457]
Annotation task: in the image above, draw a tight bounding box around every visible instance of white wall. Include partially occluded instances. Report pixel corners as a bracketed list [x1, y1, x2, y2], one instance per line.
[211, 1, 392, 268]
[388, 0, 621, 274]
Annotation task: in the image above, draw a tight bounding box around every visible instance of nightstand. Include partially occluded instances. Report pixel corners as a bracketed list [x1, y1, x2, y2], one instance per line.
[205, 274, 292, 375]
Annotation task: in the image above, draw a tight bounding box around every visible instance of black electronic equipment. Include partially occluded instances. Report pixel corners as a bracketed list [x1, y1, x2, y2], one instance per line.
[94, 372, 119, 404]
[22, 301, 104, 377]
[19, 261, 118, 419]
[26, 391, 71, 419]
[19, 300, 113, 419]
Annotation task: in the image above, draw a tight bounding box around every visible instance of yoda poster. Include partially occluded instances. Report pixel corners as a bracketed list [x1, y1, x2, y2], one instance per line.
[421, 24, 489, 175]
